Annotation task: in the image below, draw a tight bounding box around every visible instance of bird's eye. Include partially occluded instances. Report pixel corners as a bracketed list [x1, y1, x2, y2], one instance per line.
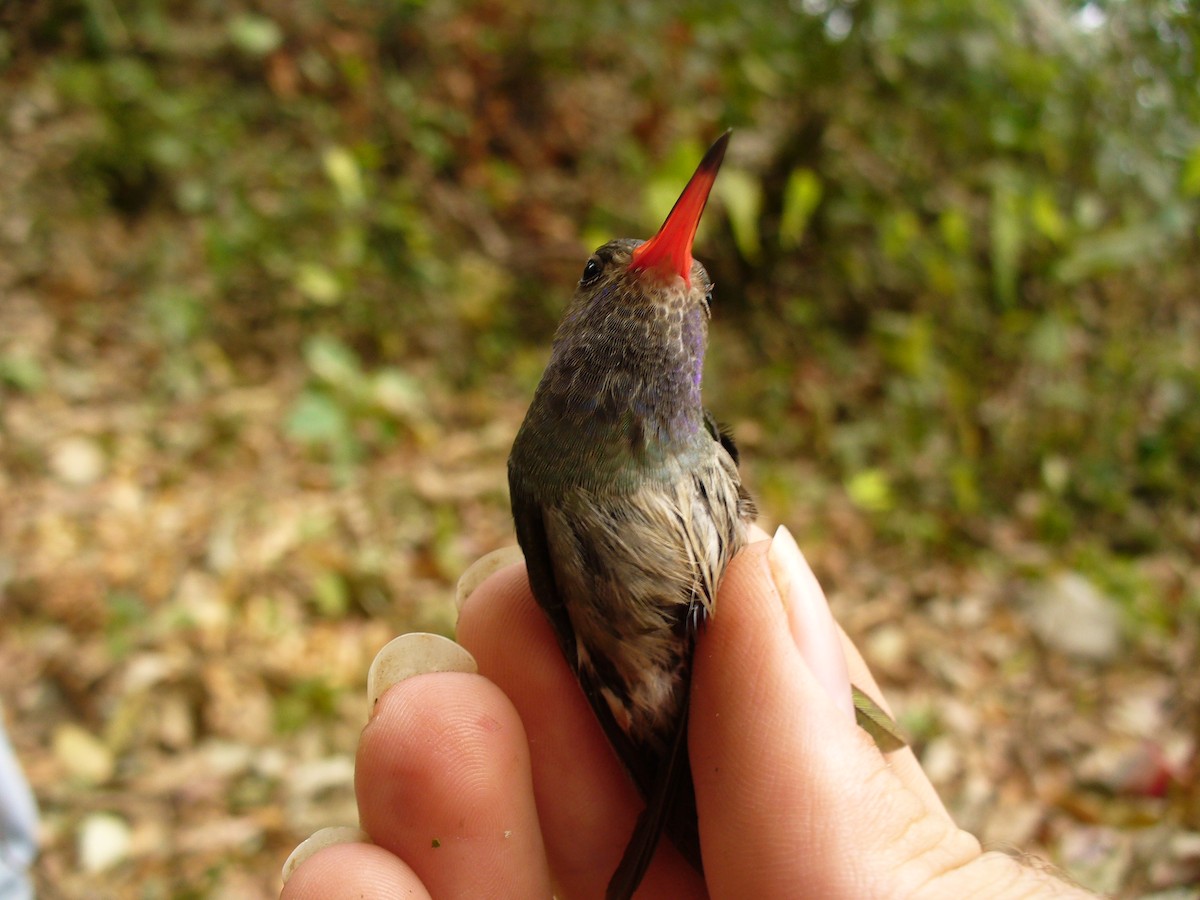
[580, 257, 603, 285]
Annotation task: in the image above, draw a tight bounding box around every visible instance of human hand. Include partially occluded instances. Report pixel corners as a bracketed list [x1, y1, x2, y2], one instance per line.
[281, 527, 1092, 898]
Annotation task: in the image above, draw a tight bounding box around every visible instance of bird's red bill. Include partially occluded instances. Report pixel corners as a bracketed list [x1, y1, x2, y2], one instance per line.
[630, 130, 730, 286]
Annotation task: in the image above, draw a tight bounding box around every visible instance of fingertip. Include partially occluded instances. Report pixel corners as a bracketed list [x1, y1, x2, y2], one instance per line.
[691, 543, 966, 896]
[692, 542, 823, 889]
[283, 826, 370, 884]
[366, 633, 476, 713]
[455, 547, 526, 614]
[693, 541, 794, 722]
[767, 526, 855, 721]
[280, 840, 432, 900]
[455, 559, 542, 661]
[356, 672, 552, 898]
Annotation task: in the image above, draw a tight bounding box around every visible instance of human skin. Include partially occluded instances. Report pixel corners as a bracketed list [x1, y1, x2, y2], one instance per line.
[281, 530, 1091, 899]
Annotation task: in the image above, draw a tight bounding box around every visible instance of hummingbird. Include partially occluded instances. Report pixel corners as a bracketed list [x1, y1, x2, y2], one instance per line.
[508, 131, 903, 899]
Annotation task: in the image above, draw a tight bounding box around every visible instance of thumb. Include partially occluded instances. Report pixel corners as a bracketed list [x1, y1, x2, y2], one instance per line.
[690, 534, 982, 898]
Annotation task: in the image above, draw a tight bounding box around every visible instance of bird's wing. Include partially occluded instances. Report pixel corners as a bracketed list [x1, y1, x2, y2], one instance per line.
[509, 446, 747, 898]
[509, 486, 659, 792]
[703, 408, 740, 465]
[705, 409, 758, 524]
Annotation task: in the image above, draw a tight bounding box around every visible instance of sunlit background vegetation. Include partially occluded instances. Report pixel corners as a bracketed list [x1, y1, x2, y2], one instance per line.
[1, 1, 1197, 896]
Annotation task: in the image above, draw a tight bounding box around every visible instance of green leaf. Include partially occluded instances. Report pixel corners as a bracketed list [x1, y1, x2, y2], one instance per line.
[0, 352, 45, 392]
[1054, 223, 1170, 283]
[937, 208, 970, 255]
[643, 139, 705, 227]
[1028, 313, 1070, 366]
[852, 686, 907, 753]
[950, 460, 980, 514]
[285, 390, 349, 445]
[294, 263, 342, 306]
[779, 168, 821, 247]
[1182, 145, 1200, 198]
[990, 171, 1021, 309]
[372, 368, 425, 418]
[303, 336, 363, 392]
[716, 168, 762, 262]
[846, 468, 893, 513]
[881, 209, 920, 261]
[228, 14, 283, 57]
[322, 146, 365, 210]
[311, 571, 349, 618]
[1029, 187, 1066, 243]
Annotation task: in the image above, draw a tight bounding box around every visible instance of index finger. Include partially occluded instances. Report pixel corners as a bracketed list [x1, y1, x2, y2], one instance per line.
[457, 562, 705, 899]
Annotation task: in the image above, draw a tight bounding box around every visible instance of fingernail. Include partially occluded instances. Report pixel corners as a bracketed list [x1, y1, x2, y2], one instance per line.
[767, 526, 855, 721]
[281, 825, 371, 883]
[455, 546, 525, 613]
[367, 633, 477, 713]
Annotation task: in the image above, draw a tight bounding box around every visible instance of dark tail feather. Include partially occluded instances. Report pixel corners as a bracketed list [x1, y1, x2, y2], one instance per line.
[606, 694, 700, 899]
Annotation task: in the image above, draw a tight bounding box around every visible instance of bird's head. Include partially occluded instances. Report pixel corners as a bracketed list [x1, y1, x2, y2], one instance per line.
[567, 131, 730, 320]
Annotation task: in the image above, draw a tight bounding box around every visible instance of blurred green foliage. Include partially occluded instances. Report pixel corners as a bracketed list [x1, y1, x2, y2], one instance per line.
[3, 0, 1197, 566]
[286, 333, 431, 472]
